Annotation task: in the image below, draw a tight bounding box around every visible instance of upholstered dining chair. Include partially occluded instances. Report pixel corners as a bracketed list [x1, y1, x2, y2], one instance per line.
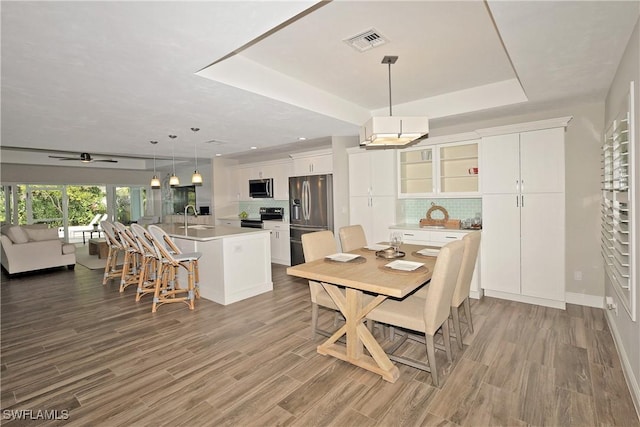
[147, 225, 201, 312]
[130, 223, 160, 303]
[301, 230, 342, 339]
[414, 231, 481, 349]
[338, 225, 368, 252]
[365, 239, 464, 387]
[100, 220, 125, 285]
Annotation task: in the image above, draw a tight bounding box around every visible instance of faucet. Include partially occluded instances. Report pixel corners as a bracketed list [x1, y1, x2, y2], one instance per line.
[184, 204, 198, 229]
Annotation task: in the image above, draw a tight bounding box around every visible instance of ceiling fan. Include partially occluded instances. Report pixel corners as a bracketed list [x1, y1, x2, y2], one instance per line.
[48, 152, 118, 163]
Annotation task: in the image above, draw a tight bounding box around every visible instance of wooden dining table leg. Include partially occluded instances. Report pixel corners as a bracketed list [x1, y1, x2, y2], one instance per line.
[317, 284, 400, 383]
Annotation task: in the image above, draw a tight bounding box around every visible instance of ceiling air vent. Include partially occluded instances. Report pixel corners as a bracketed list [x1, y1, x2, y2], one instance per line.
[343, 29, 388, 52]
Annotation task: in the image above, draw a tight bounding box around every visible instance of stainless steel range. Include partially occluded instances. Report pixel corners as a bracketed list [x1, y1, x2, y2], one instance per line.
[240, 207, 284, 229]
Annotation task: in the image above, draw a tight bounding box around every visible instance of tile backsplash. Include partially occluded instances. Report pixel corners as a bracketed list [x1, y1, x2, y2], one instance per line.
[399, 198, 482, 225]
[236, 198, 480, 226]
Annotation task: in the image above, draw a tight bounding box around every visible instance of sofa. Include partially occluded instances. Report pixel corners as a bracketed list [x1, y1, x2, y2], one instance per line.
[0, 224, 76, 274]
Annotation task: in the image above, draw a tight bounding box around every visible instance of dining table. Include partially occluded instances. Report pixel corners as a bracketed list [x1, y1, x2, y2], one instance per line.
[286, 243, 437, 383]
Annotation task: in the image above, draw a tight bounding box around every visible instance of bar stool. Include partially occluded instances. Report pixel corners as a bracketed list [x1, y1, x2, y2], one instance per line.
[100, 220, 125, 285]
[113, 222, 142, 293]
[129, 223, 159, 302]
[147, 225, 202, 312]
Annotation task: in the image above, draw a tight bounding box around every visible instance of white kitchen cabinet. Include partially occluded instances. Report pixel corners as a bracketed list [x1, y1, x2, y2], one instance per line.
[235, 160, 292, 201]
[481, 128, 564, 195]
[350, 195, 396, 245]
[348, 149, 396, 244]
[388, 226, 482, 299]
[398, 139, 480, 198]
[480, 127, 565, 308]
[263, 221, 290, 265]
[291, 150, 333, 176]
[236, 167, 252, 201]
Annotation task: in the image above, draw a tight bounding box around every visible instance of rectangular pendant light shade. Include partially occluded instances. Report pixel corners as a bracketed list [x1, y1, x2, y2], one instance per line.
[360, 116, 429, 147]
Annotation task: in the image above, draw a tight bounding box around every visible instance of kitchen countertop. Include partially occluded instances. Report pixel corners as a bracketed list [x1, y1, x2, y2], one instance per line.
[158, 224, 269, 242]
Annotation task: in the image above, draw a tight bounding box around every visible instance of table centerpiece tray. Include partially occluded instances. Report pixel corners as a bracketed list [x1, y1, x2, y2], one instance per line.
[375, 250, 405, 259]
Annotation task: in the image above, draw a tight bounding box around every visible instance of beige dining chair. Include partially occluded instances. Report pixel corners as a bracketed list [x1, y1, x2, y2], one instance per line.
[449, 231, 481, 348]
[366, 239, 464, 387]
[414, 231, 481, 349]
[338, 225, 367, 252]
[301, 230, 341, 339]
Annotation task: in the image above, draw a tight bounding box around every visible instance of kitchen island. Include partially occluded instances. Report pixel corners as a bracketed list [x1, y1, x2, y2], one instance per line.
[159, 224, 272, 305]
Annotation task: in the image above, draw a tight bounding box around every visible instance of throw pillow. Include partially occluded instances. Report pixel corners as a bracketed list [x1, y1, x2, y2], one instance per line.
[5, 226, 29, 244]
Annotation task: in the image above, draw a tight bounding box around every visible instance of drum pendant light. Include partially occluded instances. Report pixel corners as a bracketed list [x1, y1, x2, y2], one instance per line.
[169, 134, 179, 187]
[190, 127, 203, 186]
[359, 56, 429, 147]
[150, 140, 161, 189]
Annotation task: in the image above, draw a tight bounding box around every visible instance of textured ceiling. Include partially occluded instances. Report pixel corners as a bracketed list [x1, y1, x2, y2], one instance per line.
[1, 1, 638, 168]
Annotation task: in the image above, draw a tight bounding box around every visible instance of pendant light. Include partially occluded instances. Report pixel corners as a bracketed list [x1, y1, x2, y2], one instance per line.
[190, 127, 203, 186]
[150, 140, 161, 189]
[169, 134, 180, 187]
[359, 56, 429, 147]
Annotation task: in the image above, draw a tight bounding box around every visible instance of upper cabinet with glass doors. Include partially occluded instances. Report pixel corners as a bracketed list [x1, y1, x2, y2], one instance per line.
[398, 140, 480, 198]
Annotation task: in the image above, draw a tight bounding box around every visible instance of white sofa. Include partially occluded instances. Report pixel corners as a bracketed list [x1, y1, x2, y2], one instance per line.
[0, 224, 76, 274]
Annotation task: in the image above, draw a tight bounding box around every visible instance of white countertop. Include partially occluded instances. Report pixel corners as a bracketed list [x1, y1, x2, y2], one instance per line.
[159, 224, 269, 242]
[217, 215, 242, 221]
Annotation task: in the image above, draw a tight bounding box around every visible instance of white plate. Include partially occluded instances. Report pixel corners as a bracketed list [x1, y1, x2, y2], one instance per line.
[417, 248, 440, 256]
[385, 260, 424, 271]
[325, 253, 360, 262]
[364, 244, 391, 251]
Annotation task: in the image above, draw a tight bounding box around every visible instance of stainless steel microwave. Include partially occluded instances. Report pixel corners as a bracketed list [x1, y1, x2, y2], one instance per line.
[249, 178, 273, 198]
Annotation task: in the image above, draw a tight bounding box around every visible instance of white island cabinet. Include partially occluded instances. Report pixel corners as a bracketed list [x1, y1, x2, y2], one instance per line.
[262, 221, 290, 266]
[163, 225, 272, 305]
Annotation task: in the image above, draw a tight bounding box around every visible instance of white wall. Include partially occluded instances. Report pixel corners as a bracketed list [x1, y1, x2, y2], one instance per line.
[331, 136, 358, 236]
[604, 17, 640, 414]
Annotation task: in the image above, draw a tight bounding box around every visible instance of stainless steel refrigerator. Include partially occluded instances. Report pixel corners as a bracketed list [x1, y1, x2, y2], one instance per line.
[289, 174, 333, 265]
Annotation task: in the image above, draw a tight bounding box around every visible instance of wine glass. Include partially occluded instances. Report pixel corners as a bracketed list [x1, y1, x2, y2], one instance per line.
[390, 232, 403, 254]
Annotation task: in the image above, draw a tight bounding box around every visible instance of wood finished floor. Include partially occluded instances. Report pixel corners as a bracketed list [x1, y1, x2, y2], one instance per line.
[1, 263, 638, 427]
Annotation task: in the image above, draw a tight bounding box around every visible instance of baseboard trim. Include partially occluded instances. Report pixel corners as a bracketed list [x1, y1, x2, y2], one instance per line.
[605, 309, 640, 419]
[483, 289, 565, 309]
[565, 292, 604, 308]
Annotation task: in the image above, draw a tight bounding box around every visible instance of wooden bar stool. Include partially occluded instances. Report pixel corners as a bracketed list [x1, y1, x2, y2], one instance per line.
[100, 220, 125, 285]
[130, 223, 160, 303]
[147, 225, 201, 312]
[113, 222, 141, 293]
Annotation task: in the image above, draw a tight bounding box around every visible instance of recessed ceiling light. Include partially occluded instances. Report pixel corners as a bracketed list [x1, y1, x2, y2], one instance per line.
[250, 146, 257, 150]
[215, 153, 222, 157]
[298, 137, 307, 141]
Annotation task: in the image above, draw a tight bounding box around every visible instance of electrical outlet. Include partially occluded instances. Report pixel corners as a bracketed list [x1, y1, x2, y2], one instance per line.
[573, 270, 583, 281]
[606, 296, 618, 315]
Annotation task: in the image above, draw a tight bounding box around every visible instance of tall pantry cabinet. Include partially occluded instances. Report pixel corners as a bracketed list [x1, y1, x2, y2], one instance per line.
[348, 149, 396, 245]
[480, 127, 566, 308]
